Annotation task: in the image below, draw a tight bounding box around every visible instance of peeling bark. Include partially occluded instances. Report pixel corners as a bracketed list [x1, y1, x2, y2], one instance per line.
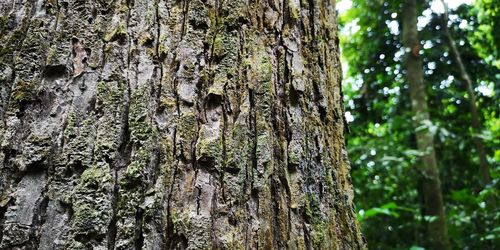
[0, 0, 365, 249]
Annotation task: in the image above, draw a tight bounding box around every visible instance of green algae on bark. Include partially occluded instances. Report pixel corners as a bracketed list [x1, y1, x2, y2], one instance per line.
[0, 0, 365, 249]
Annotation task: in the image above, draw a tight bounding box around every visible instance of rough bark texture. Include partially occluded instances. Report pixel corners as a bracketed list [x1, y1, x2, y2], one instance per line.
[402, 0, 450, 249]
[0, 0, 365, 249]
[440, 0, 491, 185]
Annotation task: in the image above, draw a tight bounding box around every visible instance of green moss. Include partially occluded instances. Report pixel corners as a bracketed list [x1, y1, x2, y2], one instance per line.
[304, 192, 326, 248]
[104, 24, 127, 42]
[129, 117, 153, 143]
[4, 17, 30, 50]
[60, 112, 95, 168]
[64, 111, 78, 138]
[159, 33, 167, 43]
[288, 152, 299, 165]
[178, 111, 198, 140]
[226, 121, 250, 170]
[246, 50, 273, 93]
[122, 148, 149, 185]
[117, 3, 129, 13]
[289, 1, 300, 20]
[221, 1, 245, 28]
[196, 124, 224, 165]
[138, 33, 153, 46]
[208, 81, 224, 97]
[144, 3, 157, 26]
[124, 161, 143, 183]
[80, 166, 111, 187]
[160, 97, 177, 110]
[94, 81, 124, 157]
[256, 133, 271, 162]
[258, 60, 273, 83]
[11, 81, 35, 102]
[96, 81, 123, 106]
[45, 45, 58, 65]
[95, 138, 117, 157]
[288, 144, 301, 165]
[213, 34, 239, 79]
[311, 221, 326, 248]
[171, 210, 189, 235]
[104, 43, 114, 53]
[213, 36, 224, 56]
[129, 86, 153, 143]
[196, 135, 222, 162]
[0, 46, 13, 65]
[158, 44, 168, 58]
[134, 124, 153, 143]
[158, 33, 168, 57]
[27, 133, 51, 145]
[325, 170, 334, 191]
[71, 166, 112, 241]
[0, 14, 8, 34]
[72, 203, 99, 232]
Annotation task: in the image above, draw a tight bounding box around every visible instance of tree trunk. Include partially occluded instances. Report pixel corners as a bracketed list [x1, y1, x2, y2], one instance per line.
[0, 0, 365, 249]
[439, 0, 491, 185]
[402, 0, 450, 249]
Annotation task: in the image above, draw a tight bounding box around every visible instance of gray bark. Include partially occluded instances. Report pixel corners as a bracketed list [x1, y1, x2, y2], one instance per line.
[0, 0, 365, 249]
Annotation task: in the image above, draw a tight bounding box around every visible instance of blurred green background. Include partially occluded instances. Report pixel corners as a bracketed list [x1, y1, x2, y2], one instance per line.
[338, 0, 499, 249]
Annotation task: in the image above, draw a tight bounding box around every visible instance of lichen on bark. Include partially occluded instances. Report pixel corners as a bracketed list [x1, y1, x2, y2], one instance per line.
[0, 0, 365, 249]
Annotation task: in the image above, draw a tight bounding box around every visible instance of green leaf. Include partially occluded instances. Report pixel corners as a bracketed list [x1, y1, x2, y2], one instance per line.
[357, 202, 401, 221]
[424, 215, 438, 222]
[409, 246, 425, 250]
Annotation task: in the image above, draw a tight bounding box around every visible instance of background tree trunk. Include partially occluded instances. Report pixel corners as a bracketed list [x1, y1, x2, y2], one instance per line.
[0, 0, 365, 249]
[402, 0, 450, 249]
[439, 0, 491, 185]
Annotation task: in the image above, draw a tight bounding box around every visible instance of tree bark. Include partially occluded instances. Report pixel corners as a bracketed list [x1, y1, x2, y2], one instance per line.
[0, 0, 365, 249]
[439, 0, 491, 185]
[402, 0, 450, 249]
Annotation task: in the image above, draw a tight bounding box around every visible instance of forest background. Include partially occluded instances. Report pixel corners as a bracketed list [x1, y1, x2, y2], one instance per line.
[338, 0, 499, 249]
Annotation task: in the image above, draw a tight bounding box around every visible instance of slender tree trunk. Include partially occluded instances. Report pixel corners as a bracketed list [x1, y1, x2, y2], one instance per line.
[402, 0, 450, 249]
[0, 0, 365, 249]
[439, 0, 491, 185]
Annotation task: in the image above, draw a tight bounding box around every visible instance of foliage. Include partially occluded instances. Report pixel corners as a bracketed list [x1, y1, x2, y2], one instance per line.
[340, 0, 499, 249]
[471, 0, 500, 69]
